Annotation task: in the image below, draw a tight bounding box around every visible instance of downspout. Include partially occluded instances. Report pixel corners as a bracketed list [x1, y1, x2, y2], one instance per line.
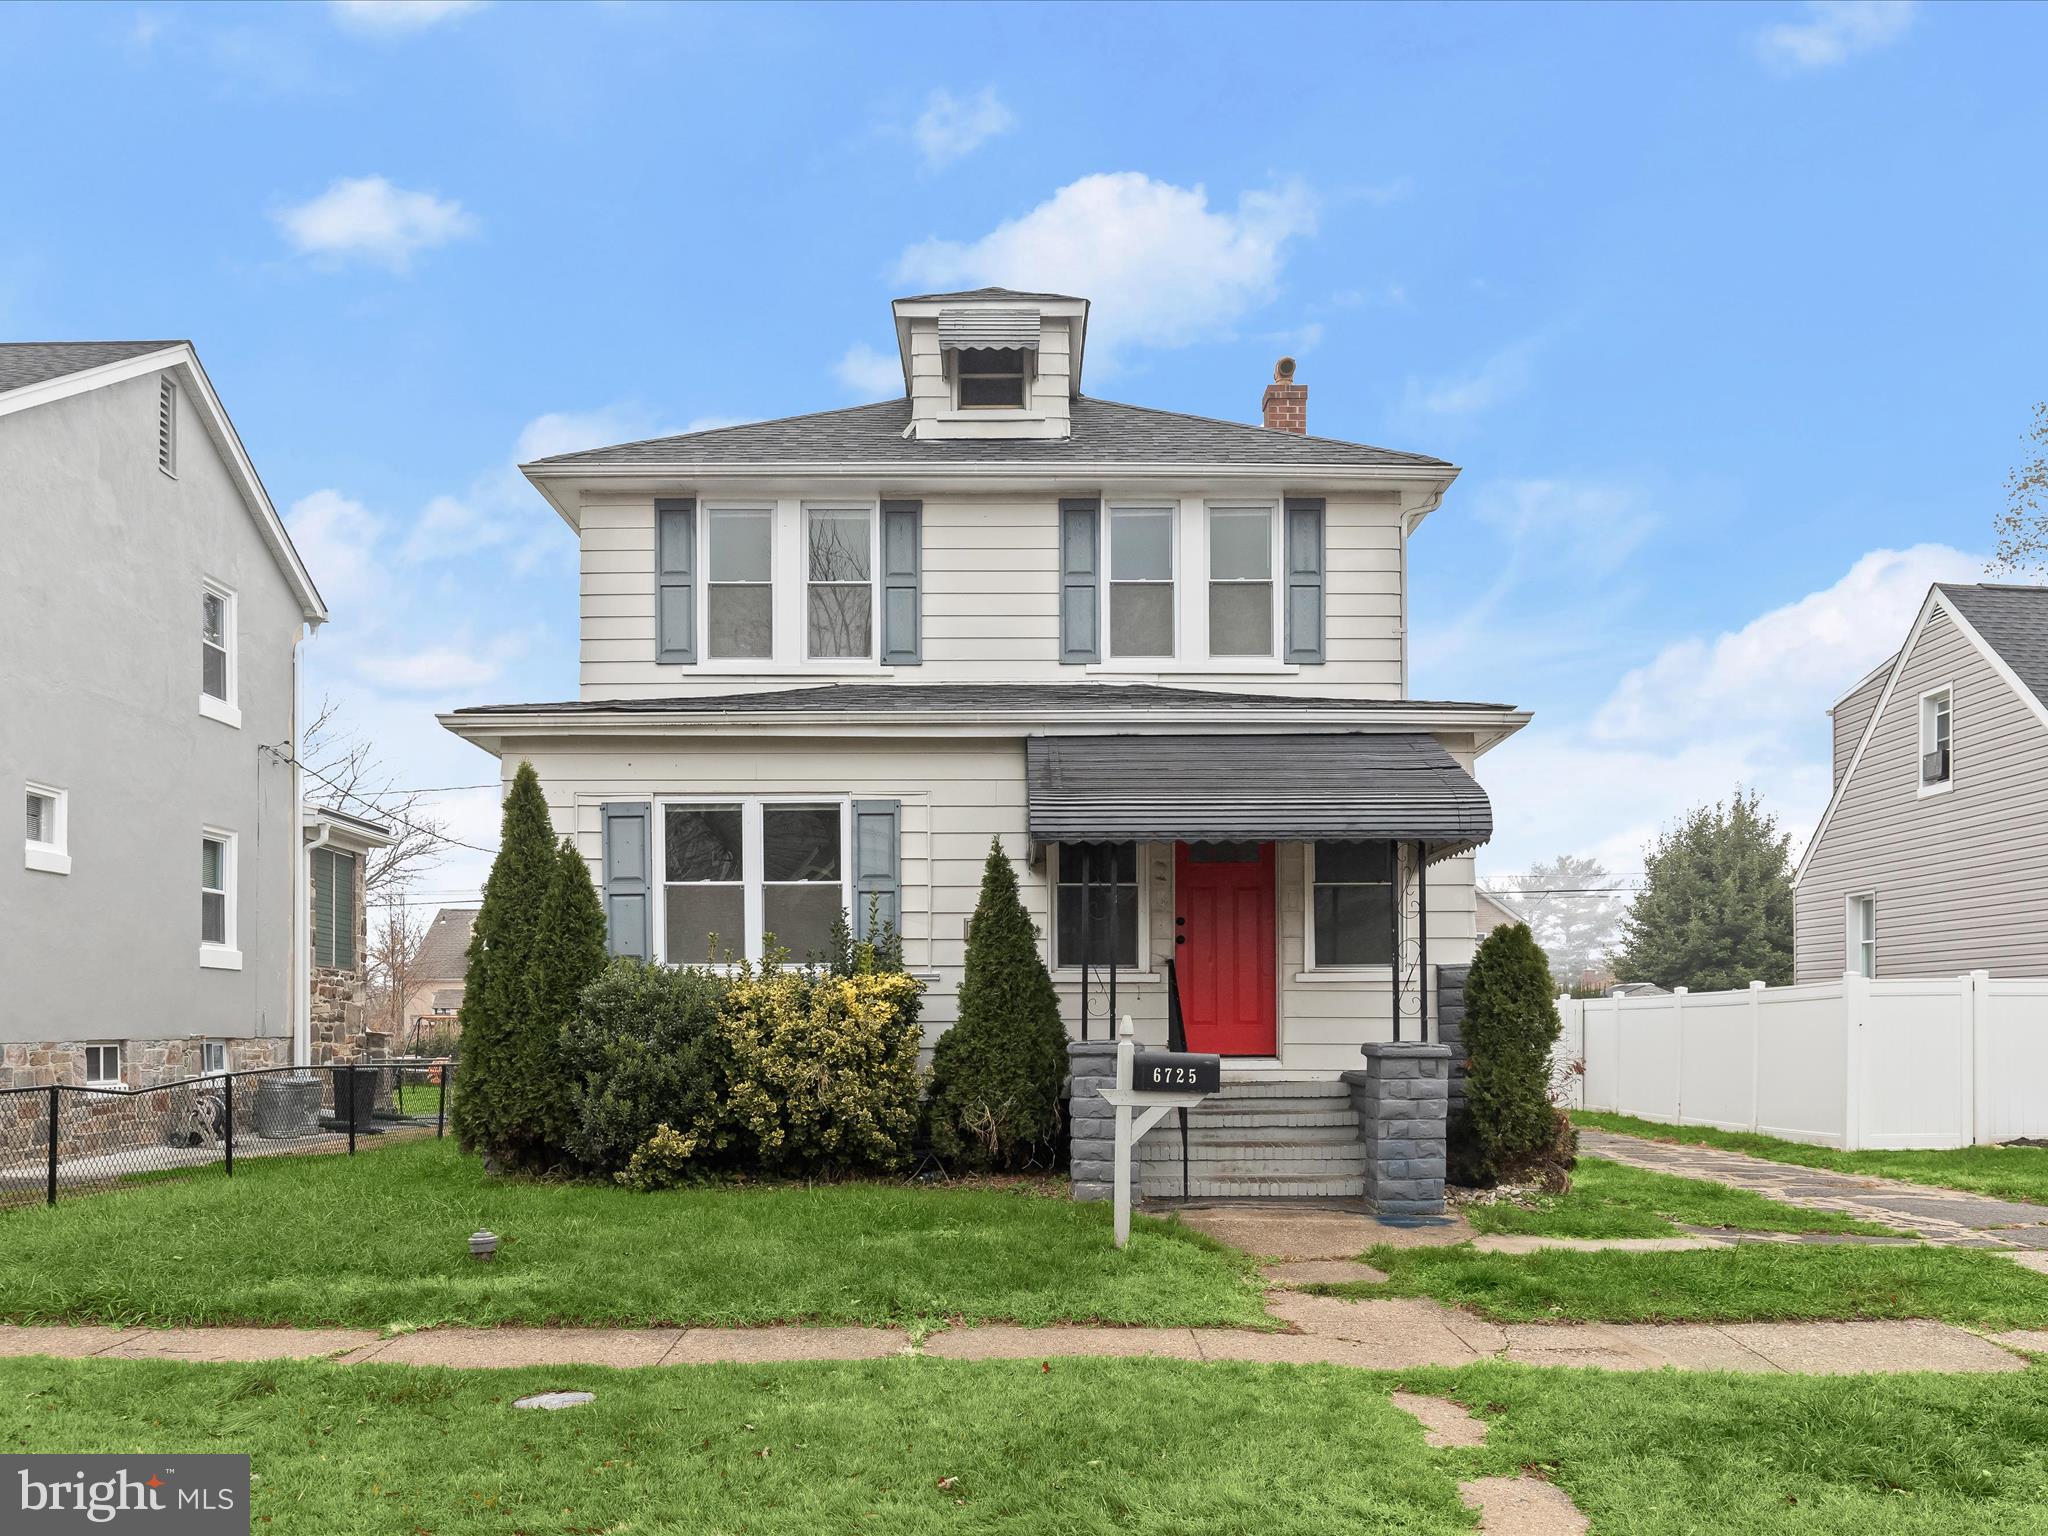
[291, 628, 310, 1068]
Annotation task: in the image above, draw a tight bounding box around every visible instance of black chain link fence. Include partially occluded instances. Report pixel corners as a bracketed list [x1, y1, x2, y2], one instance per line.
[0, 1060, 455, 1211]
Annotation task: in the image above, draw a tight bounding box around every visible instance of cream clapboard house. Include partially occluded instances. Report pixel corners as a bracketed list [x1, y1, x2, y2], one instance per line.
[442, 288, 1527, 1196]
[1797, 582, 2048, 980]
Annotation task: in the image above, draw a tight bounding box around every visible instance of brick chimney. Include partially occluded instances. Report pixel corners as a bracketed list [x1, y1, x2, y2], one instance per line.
[1261, 356, 1306, 434]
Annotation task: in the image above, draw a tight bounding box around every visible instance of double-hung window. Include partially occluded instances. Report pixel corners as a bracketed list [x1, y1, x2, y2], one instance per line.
[200, 831, 239, 968]
[1209, 507, 1275, 657]
[200, 583, 238, 725]
[661, 799, 847, 964]
[1310, 841, 1395, 968]
[955, 347, 1027, 409]
[1920, 686, 1953, 790]
[1053, 842, 1140, 969]
[706, 509, 773, 660]
[25, 783, 68, 874]
[84, 1043, 122, 1088]
[1849, 895, 1876, 978]
[806, 507, 873, 659]
[1109, 507, 1174, 658]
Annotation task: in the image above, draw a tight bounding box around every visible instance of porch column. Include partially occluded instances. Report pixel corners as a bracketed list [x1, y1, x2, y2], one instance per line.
[1066, 1039, 1120, 1202]
[1341, 1041, 1450, 1217]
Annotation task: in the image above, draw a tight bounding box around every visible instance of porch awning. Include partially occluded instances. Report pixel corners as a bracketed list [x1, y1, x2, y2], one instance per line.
[1025, 732, 1492, 858]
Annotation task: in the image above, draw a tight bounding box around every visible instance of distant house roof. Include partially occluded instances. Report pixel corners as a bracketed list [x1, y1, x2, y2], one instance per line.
[451, 682, 1514, 718]
[524, 395, 1450, 473]
[413, 908, 478, 983]
[0, 341, 185, 393]
[1938, 583, 2048, 711]
[1475, 888, 1528, 930]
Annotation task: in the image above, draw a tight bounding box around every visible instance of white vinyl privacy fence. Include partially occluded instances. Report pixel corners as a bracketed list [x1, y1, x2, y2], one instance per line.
[1556, 973, 2048, 1150]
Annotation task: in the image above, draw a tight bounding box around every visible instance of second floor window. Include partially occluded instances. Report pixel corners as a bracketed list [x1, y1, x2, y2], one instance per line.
[1920, 687, 1952, 788]
[1209, 507, 1274, 657]
[707, 509, 773, 659]
[807, 508, 873, 659]
[1110, 507, 1174, 658]
[201, 833, 231, 947]
[201, 587, 232, 701]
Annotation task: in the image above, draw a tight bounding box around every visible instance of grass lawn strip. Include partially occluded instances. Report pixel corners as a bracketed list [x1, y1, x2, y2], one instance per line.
[1464, 1156, 1905, 1240]
[1575, 1111, 2048, 1207]
[0, 1137, 1267, 1331]
[7, 1356, 2048, 1535]
[1335, 1242, 2048, 1329]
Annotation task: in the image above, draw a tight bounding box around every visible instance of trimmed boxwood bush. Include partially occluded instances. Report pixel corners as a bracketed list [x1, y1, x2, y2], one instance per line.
[561, 958, 729, 1175]
[1449, 921, 1575, 1188]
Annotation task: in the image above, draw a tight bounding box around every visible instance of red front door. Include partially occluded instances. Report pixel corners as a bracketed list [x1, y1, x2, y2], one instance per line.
[1174, 842, 1278, 1057]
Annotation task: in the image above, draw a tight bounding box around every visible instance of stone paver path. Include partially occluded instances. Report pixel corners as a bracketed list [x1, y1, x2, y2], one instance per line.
[1390, 1391, 1489, 1448]
[1581, 1129, 2048, 1248]
[1460, 1476, 1590, 1535]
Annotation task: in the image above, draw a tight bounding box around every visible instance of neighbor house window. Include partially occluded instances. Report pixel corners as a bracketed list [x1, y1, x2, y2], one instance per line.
[955, 347, 1027, 409]
[200, 831, 239, 967]
[84, 1043, 122, 1088]
[1109, 507, 1174, 658]
[806, 507, 873, 659]
[1208, 507, 1275, 657]
[1311, 841, 1395, 968]
[706, 509, 773, 659]
[1920, 686, 1953, 789]
[311, 847, 358, 970]
[660, 799, 847, 965]
[200, 583, 238, 726]
[199, 1040, 227, 1078]
[1054, 842, 1140, 969]
[1849, 895, 1876, 979]
[158, 376, 177, 477]
[25, 782, 68, 875]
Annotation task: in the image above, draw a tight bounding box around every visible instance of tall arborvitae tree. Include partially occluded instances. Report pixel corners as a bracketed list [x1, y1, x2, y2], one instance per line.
[1448, 921, 1569, 1187]
[926, 837, 1069, 1170]
[1612, 789, 1794, 992]
[510, 839, 610, 1161]
[450, 762, 558, 1164]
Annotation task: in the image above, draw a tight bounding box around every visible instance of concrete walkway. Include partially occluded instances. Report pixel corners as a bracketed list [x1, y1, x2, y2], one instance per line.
[1581, 1129, 2048, 1249]
[0, 1293, 2026, 1375]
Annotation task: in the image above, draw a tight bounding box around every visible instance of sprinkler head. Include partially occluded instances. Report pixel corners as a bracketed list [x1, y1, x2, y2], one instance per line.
[468, 1229, 499, 1261]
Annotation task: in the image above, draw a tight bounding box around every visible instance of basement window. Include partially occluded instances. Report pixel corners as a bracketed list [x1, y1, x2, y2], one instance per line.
[954, 347, 1027, 410]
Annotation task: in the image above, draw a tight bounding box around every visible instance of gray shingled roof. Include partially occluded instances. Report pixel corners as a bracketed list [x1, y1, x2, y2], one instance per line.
[1940, 583, 2048, 709]
[527, 395, 1447, 471]
[412, 907, 477, 983]
[896, 286, 1086, 304]
[0, 341, 182, 394]
[453, 683, 1513, 716]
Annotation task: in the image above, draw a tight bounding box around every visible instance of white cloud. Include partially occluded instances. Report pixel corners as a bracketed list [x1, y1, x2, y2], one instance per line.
[1401, 336, 1541, 422]
[355, 634, 524, 692]
[514, 405, 668, 464]
[1593, 544, 1979, 743]
[276, 175, 477, 273]
[285, 489, 385, 610]
[833, 343, 902, 400]
[913, 86, 1016, 169]
[895, 172, 1318, 362]
[1755, 1, 1915, 71]
[330, 0, 487, 34]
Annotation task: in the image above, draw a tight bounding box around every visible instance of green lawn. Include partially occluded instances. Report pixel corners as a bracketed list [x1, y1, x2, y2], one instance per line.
[0, 1137, 1265, 1330]
[6, 1355, 2048, 1534]
[1577, 1111, 2048, 1206]
[1336, 1243, 2048, 1329]
[1464, 1155, 1905, 1239]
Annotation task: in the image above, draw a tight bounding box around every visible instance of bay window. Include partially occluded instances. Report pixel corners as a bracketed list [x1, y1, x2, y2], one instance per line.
[661, 799, 847, 964]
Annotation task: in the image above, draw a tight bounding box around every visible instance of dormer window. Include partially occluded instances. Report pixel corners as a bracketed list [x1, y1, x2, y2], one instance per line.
[955, 347, 1028, 410]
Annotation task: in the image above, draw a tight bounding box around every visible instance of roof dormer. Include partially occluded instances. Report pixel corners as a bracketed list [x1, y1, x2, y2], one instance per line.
[890, 287, 1088, 441]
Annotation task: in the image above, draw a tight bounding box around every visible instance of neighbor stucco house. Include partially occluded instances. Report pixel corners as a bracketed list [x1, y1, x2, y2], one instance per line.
[1, 341, 327, 1087]
[401, 906, 477, 1048]
[441, 287, 1527, 1197]
[1795, 582, 2048, 980]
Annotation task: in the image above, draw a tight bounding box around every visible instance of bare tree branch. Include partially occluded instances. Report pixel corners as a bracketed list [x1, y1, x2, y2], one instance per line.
[366, 899, 431, 1047]
[300, 695, 453, 899]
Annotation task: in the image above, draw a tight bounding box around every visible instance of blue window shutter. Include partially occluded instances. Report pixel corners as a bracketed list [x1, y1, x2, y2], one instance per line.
[600, 803, 652, 960]
[1059, 497, 1100, 664]
[655, 498, 696, 664]
[1285, 497, 1326, 664]
[881, 500, 922, 665]
[851, 799, 901, 940]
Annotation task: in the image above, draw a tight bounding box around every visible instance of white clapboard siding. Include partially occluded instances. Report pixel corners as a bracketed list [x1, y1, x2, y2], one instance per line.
[1797, 606, 2048, 980]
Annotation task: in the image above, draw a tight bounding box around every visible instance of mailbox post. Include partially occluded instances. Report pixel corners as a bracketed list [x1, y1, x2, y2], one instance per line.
[1095, 1017, 1219, 1248]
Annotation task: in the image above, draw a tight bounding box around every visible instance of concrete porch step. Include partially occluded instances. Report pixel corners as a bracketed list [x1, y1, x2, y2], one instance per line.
[1140, 1172, 1368, 1199]
[1138, 1149, 1368, 1175]
[1186, 1107, 1361, 1131]
[1213, 1078, 1350, 1101]
[1135, 1125, 1363, 1153]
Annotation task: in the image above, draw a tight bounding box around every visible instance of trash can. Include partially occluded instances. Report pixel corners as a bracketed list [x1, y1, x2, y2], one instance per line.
[255, 1075, 324, 1139]
[329, 1066, 379, 1131]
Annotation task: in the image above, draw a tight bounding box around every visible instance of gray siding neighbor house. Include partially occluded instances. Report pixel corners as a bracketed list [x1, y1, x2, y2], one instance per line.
[441, 287, 1529, 1201]
[1795, 582, 2048, 981]
[1, 342, 328, 1087]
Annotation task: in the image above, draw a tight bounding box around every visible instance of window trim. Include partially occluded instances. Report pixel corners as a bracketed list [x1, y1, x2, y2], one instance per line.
[652, 794, 853, 967]
[701, 504, 777, 664]
[951, 346, 1030, 411]
[803, 502, 880, 663]
[1105, 504, 1178, 660]
[84, 1042, 123, 1089]
[1301, 840, 1397, 978]
[1917, 683, 1954, 797]
[1204, 501, 1281, 660]
[199, 580, 240, 728]
[25, 781, 69, 876]
[200, 828, 242, 970]
[1048, 841, 1154, 979]
[1847, 892, 1877, 979]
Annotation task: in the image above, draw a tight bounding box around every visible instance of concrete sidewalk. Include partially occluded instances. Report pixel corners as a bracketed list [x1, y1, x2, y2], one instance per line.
[0, 1293, 2027, 1375]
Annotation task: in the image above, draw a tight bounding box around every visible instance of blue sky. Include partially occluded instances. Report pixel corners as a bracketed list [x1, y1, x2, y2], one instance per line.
[5, 0, 2041, 908]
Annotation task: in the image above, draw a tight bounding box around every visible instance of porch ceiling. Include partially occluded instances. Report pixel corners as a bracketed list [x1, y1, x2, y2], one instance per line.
[1025, 732, 1492, 858]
